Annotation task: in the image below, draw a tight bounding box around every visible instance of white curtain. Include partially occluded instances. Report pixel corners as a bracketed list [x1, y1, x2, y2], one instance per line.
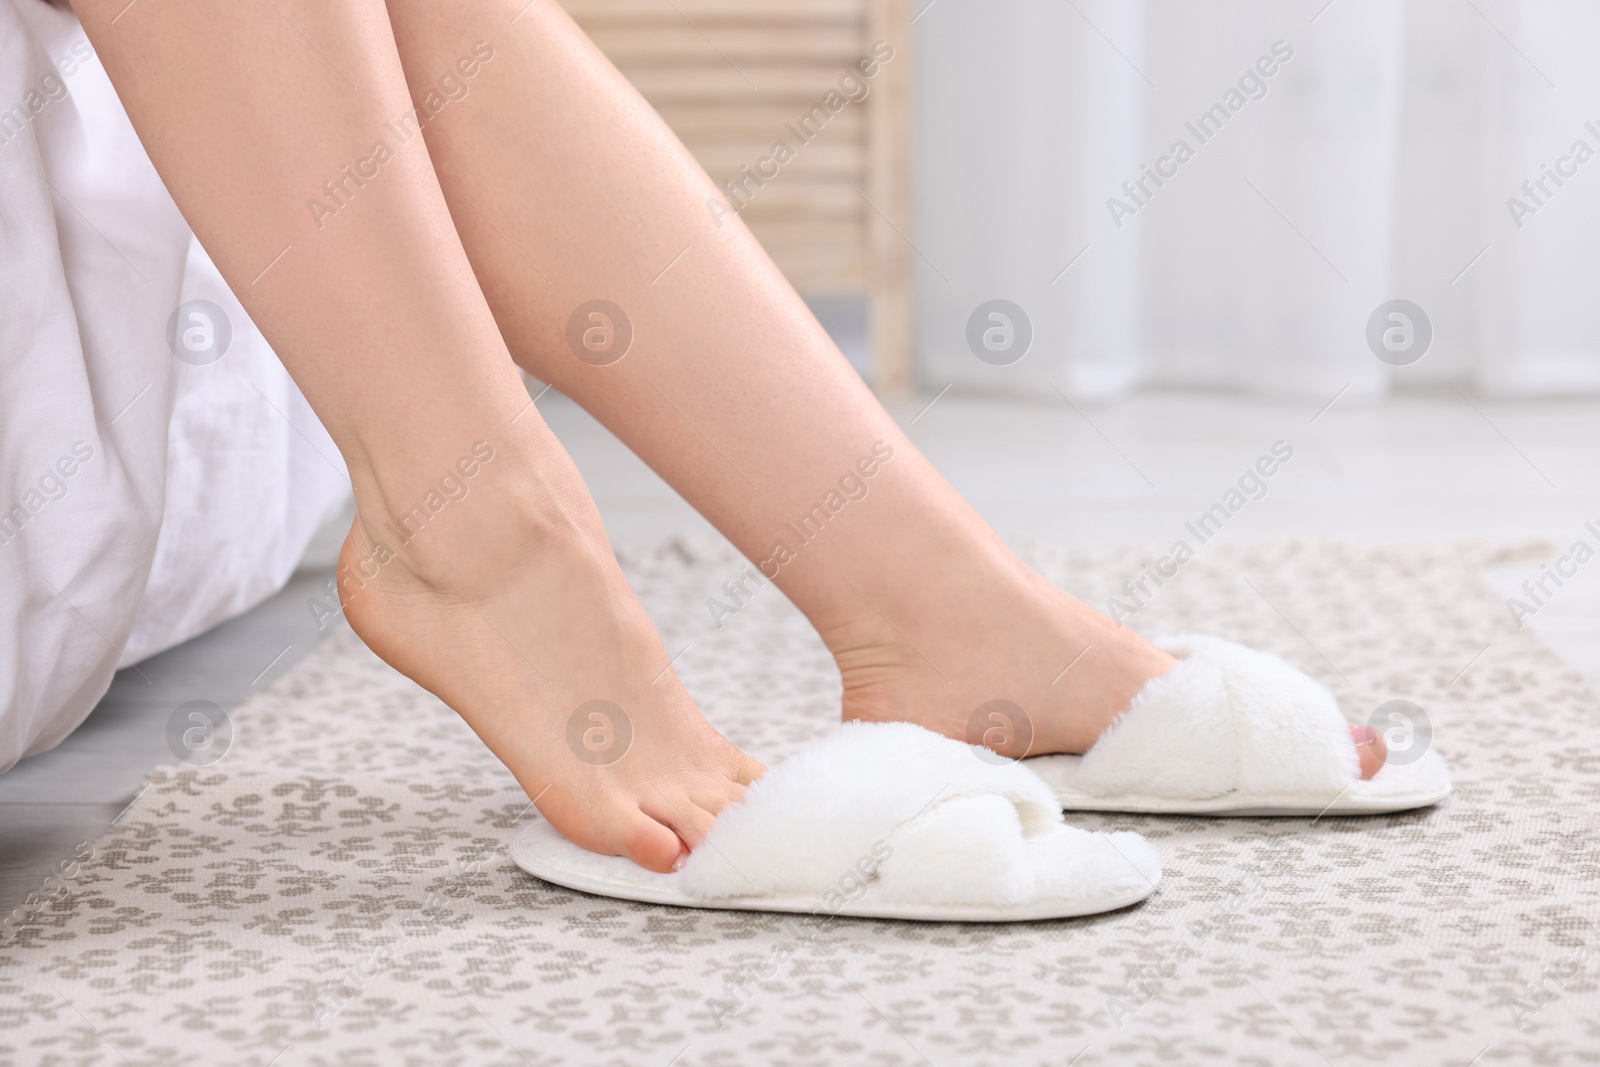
[913, 0, 1600, 399]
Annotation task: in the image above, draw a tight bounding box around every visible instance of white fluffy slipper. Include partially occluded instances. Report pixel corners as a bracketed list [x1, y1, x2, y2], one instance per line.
[1027, 634, 1453, 816]
[510, 721, 1162, 922]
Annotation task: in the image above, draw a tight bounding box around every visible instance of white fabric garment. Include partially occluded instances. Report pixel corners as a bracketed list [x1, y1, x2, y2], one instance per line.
[914, 0, 1600, 399]
[0, 1, 350, 771]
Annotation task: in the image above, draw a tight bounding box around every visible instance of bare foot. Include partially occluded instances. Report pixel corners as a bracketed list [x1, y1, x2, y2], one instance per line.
[1350, 724, 1388, 779]
[338, 462, 761, 872]
[825, 556, 1386, 780]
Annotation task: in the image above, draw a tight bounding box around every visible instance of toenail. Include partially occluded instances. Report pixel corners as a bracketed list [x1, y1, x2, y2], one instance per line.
[672, 852, 688, 872]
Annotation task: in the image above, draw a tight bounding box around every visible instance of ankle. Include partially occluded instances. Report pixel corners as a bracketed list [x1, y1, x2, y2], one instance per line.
[811, 545, 1048, 665]
[341, 438, 612, 600]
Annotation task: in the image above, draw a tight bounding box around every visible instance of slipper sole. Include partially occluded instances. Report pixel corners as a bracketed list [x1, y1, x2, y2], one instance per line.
[509, 819, 1161, 922]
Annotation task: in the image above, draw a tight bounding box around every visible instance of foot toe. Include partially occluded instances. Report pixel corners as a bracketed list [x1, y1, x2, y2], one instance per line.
[641, 786, 720, 851]
[617, 806, 686, 873]
[1350, 723, 1387, 779]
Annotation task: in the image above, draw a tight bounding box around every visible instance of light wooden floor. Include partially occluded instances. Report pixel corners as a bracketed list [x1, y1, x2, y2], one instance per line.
[5, 389, 1598, 913]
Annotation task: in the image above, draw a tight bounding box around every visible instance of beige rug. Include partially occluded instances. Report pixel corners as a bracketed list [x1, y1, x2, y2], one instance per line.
[2, 539, 1598, 1067]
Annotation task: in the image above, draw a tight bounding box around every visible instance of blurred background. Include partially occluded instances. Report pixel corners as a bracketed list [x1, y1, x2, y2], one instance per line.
[538, 0, 1599, 545]
[571, 0, 1600, 400]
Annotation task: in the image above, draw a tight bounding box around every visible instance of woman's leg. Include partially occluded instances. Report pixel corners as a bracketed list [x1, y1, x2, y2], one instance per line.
[74, 0, 760, 871]
[376, 2, 1180, 760]
[382, 2, 1388, 775]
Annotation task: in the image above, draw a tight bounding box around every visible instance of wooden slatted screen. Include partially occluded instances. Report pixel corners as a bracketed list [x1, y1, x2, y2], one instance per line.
[561, 0, 911, 390]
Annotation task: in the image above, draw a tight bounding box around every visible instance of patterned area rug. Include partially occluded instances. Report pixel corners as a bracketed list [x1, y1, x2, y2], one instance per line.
[2, 539, 1598, 1067]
